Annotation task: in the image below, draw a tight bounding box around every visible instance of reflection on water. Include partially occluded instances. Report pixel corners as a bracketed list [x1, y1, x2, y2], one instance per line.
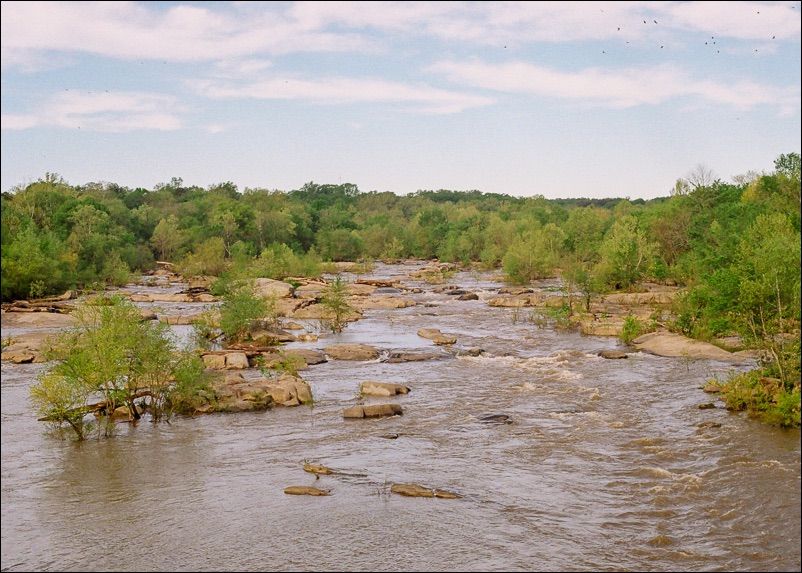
[2, 264, 800, 571]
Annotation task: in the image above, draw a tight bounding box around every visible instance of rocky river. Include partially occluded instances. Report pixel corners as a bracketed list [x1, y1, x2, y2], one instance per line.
[1, 263, 799, 571]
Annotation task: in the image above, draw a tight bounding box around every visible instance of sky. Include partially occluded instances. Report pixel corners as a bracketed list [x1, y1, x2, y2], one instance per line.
[1, 1, 800, 199]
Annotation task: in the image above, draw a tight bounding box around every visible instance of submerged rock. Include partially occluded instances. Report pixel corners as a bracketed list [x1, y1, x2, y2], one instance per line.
[390, 483, 462, 499]
[284, 486, 330, 496]
[303, 463, 334, 475]
[342, 404, 403, 418]
[385, 351, 444, 363]
[417, 328, 457, 345]
[598, 350, 629, 359]
[478, 414, 513, 425]
[360, 381, 410, 397]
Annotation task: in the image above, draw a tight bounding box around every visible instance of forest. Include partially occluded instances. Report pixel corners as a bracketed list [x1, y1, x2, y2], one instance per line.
[2, 153, 800, 426]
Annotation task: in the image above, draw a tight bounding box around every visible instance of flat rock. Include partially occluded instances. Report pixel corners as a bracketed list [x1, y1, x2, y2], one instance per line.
[487, 294, 542, 307]
[457, 292, 479, 301]
[353, 296, 416, 310]
[632, 332, 749, 363]
[386, 351, 444, 363]
[390, 483, 462, 499]
[284, 486, 330, 496]
[325, 344, 380, 361]
[0, 311, 77, 329]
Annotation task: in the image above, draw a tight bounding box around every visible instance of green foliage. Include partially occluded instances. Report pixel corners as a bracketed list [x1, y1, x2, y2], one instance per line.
[320, 275, 354, 333]
[218, 284, 269, 343]
[177, 237, 227, 278]
[502, 225, 564, 284]
[719, 370, 800, 428]
[620, 315, 651, 344]
[32, 296, 185, 438]
[256, 352, 305, 378]
[167, 353, 215, 415]
[595, 216, 656, 289]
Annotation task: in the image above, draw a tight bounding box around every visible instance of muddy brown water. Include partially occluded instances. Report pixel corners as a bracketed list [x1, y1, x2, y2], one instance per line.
[2, 264, 800, 571]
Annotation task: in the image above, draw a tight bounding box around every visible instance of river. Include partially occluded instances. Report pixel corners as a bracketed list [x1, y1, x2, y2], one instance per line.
[2, 264, 799, 571]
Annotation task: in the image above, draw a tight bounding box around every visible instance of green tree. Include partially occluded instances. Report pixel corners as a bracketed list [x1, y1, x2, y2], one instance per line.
[595, 216, 656, 289]
[32, 296, 183, 438]
[150, 215, 183, 261]
[320, 276, 354, 333]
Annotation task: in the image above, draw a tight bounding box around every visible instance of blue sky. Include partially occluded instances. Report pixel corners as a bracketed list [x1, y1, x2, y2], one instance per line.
[1, 1, 800, 198]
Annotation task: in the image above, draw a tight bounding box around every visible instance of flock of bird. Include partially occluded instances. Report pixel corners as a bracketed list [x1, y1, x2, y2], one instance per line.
[598, 6, 792, 55]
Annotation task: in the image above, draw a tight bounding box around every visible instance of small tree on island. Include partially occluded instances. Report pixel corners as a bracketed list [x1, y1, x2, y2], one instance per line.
[30, 295, 208, 440]
[320, 275, 354, 333]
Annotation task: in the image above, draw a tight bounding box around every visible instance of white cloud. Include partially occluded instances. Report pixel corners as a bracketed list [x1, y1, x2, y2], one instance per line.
[1, 91, 183, 132]
[289, 1, 801, 45]
[0, 1, 371, 68]
[429, 59, 801, 112]
[2, 1, 797, 71]
[190, 75, 494, 114]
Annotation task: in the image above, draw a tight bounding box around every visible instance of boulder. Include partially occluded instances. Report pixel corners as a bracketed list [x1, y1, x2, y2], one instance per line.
[202, 354, 227, 369]
[284, 486, 330, 496]
[598, 350, 628, 359]
[208, 372, 309, 412]
[140, 310, 158, 321]
[285, 349, 327, 365]
[253, 278, 294, 299]
[632, 332, 750, 362]
[457, 293, 479, 301]
[187, 275, 215, 291]
[390, 483, 461, 499]
[386, 351, 443, 363]
[3, 351, 35, 364]
[342, 404, 403, 418]
[303, 463, 334, 475]
[283, 321, 305, 330]
[417, 328, 457, 345]
[325, 344, 380, 361]
[360, 381, 410, 397]
[224, 353, 250, 369]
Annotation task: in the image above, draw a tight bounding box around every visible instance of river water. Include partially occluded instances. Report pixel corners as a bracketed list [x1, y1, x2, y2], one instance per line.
[2, 264, 800, 571]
